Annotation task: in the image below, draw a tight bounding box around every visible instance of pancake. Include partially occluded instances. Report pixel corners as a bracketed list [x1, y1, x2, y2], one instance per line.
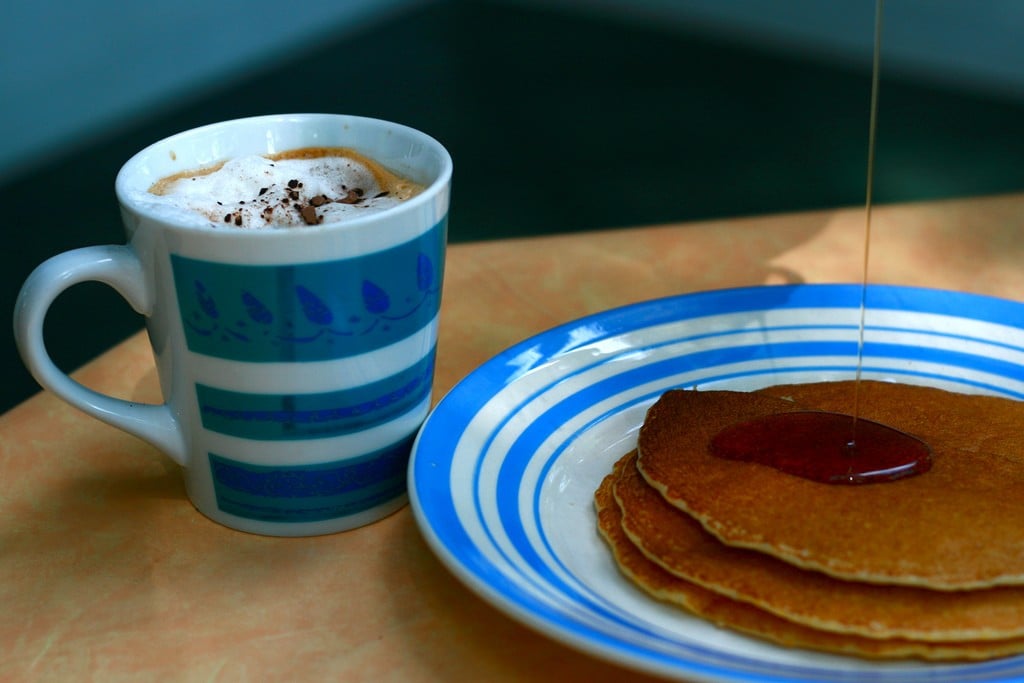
[614, 450, 1024, 642]
[595, 453, 1024, 660]
[635, 382, 1024, 589]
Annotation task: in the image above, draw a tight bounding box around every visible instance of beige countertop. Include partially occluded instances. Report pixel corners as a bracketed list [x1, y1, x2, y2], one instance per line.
[3, 193, 1024, 681]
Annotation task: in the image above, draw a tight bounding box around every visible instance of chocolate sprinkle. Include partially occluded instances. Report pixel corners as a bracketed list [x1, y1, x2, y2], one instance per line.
[299, 205, 320, 225]
[339, 189, 363, 205]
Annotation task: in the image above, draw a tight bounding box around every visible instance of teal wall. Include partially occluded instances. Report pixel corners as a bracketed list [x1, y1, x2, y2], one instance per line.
[0, 0, 426, 182]
[4, 0, 1022, 182]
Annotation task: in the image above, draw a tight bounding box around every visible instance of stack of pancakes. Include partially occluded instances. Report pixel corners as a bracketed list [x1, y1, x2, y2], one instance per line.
[595, 380, 1024, 660]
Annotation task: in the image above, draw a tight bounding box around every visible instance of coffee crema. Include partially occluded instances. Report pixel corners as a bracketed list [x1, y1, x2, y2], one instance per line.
[147, 147, 423, 229]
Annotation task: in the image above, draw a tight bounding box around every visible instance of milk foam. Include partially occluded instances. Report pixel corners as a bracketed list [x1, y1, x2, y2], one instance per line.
[144, 150, 419, 229]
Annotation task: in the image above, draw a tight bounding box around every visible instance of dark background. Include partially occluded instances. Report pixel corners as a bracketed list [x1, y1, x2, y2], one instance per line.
[5, 0, 1024, 413]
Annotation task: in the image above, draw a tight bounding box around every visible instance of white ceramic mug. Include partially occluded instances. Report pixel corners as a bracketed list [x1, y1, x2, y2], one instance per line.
[14, 114, 452, 536]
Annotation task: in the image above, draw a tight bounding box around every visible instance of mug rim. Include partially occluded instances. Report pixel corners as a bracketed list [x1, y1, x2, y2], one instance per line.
[114, 113, 453, 235]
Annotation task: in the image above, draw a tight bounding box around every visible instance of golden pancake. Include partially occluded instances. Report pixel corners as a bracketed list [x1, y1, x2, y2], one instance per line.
[614, 450, 1024, 642]
[595, 453, 1024, 660]
[636, 383, 1024, 589]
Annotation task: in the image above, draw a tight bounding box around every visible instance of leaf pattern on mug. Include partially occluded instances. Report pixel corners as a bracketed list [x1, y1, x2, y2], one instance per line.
[296, 285, 334, 325]
[196, 281, 219, 319]
[416, 253, 434, 292]
[242, 291, 273, 324]
[362, 280, 390, 314]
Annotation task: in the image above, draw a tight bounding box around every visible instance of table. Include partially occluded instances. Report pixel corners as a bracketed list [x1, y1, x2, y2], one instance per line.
[4, 193, 1024, 681]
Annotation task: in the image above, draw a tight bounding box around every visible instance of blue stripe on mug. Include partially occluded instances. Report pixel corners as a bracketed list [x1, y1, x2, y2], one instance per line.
[208, 434, 413, 523]
[195, 352, 435, 440]
[171, 217, 446, 362]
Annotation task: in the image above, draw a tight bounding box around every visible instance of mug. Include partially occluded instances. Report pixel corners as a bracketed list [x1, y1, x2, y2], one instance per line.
[14, 114, 452, 536]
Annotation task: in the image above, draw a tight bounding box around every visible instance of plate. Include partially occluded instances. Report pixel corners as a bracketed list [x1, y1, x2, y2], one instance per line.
[408, 283, 1024, 683]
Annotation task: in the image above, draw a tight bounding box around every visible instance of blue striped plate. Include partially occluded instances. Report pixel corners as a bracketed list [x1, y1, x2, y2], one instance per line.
[408, 284, 1024, 683]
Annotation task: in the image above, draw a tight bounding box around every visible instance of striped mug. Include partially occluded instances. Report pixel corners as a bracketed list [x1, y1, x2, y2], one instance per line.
[14, 114, 452, 535]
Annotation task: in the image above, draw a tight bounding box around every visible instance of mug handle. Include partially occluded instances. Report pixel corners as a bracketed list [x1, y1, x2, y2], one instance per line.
[13, 245, 187, 466]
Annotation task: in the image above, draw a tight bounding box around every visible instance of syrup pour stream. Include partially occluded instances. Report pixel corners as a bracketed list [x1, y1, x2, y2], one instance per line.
[711, 0, 933, 484]
[852, 0, 885, 430]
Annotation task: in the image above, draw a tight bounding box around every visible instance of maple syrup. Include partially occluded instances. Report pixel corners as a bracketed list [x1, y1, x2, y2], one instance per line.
[709, 0, 933, 485]
[710, 411, 932, 484]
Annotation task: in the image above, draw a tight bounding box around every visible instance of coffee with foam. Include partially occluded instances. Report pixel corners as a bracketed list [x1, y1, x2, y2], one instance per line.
[146, 147, 423, 229]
